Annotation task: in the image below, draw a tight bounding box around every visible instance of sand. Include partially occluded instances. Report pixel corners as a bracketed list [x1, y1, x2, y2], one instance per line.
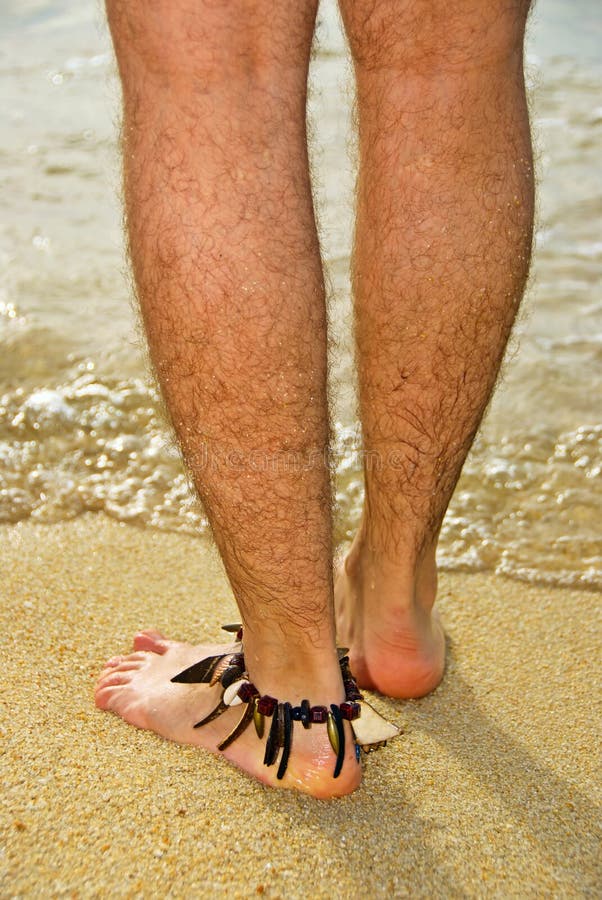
[1, 514, 600, 898]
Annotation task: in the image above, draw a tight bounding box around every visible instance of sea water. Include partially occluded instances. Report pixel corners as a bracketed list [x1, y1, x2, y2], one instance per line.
[1, 0, 600, 588]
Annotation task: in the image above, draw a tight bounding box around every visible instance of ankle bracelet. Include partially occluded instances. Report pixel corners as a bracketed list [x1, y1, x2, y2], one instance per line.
[171, 624, 400, 781]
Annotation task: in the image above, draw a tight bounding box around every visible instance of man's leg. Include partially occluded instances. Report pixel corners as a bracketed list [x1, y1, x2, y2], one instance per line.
[335, 0, 534, 696]
[95, 0, 360, 797]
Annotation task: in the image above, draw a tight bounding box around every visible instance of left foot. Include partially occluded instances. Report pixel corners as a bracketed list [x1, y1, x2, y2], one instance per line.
[95, 630, 362, 798]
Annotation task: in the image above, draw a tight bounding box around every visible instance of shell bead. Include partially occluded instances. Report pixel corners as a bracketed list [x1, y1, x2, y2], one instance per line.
[182, 632, 400, 780]
[223, 679, 247, 706]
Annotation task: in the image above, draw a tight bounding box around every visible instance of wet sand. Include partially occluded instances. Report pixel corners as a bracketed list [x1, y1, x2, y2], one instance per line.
[1, 515, 600, 897]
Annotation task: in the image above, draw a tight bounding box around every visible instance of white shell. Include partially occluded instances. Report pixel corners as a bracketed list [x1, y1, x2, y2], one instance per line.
[351, 701, 401, 746]
[223, 679, 247, 707]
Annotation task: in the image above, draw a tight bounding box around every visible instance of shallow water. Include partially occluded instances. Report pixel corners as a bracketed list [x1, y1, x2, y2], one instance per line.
[1, 1, 600, 588]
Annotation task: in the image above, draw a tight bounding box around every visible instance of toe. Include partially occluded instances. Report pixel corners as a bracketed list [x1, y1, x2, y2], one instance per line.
[94, 683, 125, 711]
[97, 669, 135, 689]
[94, 685, 113, 710]
[104, 655, 126, 668]
[133, 629, 170, 654]
[109, 657, 148, 673]
[104, 651, 149, 668]
[101, 652, 148, 676]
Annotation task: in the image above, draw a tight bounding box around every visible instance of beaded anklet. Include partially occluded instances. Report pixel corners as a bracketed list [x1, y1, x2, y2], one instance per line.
[170, 624, 400, 780]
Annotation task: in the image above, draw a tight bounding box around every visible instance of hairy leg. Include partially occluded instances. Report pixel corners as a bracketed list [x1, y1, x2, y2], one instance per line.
[335, 0, 534, 696]
[97, 0, 360, 796]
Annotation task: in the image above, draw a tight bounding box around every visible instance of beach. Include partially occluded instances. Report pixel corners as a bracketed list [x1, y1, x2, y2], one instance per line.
[1, 515, 600, 897]
[1, 0, 601, 590]
[1, 0, 602, 895]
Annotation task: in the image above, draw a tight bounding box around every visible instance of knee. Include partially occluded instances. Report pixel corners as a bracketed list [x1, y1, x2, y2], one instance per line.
[106, 0, 316, 87]
[339, 0, 531, 76]
[106, 1, 258, 83]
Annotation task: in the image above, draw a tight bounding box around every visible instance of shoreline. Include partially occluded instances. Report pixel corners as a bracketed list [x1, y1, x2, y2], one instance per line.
[1, 514, 600, 896]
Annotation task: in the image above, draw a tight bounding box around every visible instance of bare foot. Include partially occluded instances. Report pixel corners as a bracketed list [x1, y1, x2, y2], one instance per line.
[95, 630, 361, 798]
[334, 545, 446, 699]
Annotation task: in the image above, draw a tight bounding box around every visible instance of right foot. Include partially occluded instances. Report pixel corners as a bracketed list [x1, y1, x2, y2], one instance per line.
[95, 630, 361, 798]
[334, 545, 446, 699]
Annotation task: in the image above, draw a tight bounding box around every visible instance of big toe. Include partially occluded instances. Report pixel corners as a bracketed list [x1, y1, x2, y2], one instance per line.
[94, 683, 116, 710]
[133, 629, 171, 654]
[94, 671, 134, 708]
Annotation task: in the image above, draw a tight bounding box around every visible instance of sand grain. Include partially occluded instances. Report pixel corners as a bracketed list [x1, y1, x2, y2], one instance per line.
[1, 516, 600, 898]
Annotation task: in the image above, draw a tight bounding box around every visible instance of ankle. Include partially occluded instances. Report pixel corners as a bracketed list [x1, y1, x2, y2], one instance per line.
[242, 633, 345, 704]
[343, 529, 438, 612]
